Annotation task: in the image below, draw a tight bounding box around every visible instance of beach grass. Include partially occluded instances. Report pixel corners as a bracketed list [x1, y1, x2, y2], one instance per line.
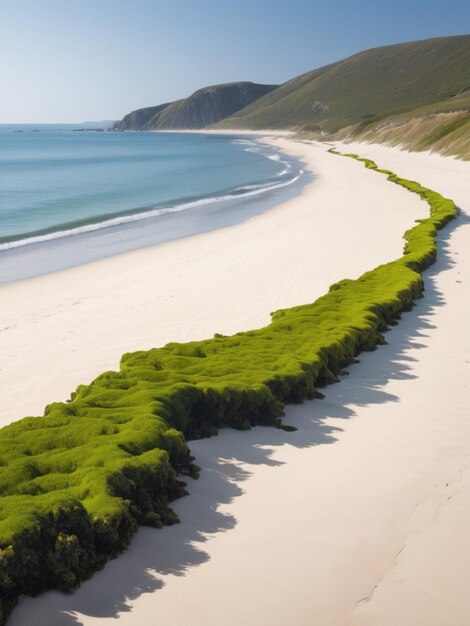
[0, 152, 456, 624]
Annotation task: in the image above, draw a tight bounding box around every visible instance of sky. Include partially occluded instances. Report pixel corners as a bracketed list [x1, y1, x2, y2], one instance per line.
[0, 0, 469, 123]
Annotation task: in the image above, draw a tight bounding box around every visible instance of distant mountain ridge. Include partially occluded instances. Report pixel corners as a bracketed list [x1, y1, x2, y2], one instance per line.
[114, 82, 278, 130]
[115, 35, 470, 158]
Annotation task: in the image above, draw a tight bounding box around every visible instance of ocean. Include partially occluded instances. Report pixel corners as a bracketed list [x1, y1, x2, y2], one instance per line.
[0, 127, 307, 283]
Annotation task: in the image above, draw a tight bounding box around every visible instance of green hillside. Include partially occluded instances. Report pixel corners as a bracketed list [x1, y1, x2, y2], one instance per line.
[216, 35, 470, 133]
[114, 82, 277, 130]
[114, 36, 470, 157]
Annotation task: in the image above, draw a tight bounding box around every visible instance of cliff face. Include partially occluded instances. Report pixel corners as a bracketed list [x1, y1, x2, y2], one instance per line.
[150, 82, 278, 129]
[114, 102, 173, 130]
[114, 82, 277, 130]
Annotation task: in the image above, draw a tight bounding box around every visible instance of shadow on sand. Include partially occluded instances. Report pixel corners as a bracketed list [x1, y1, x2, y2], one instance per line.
[9, 211, 469, 625]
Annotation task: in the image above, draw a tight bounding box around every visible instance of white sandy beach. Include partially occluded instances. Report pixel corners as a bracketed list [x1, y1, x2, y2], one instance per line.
[2, 137, 470, 625]
[0, 136, 427, 425]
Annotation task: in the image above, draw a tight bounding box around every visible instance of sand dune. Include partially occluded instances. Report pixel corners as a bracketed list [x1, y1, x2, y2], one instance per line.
[3, 138, 469, 625]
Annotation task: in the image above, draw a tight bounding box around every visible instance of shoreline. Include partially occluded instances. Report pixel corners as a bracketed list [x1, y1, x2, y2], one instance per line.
[3, 139, 470, 625]
[0, 133, 305, 284]
[0, 138, 427, 426]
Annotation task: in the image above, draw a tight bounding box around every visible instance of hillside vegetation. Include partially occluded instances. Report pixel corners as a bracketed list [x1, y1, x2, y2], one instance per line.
[114, 82, 277, 130]
[0, 154, 457, 624]
[217, 35, 470, 132]
[114, 36, 470, 157]
[337, 93, 470, 159]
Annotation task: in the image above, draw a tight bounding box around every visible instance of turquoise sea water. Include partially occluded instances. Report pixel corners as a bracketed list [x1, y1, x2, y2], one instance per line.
[0, 127, 307, 282]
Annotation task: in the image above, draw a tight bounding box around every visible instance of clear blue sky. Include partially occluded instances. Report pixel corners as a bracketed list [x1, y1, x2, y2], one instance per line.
[1, 0, 469, 123]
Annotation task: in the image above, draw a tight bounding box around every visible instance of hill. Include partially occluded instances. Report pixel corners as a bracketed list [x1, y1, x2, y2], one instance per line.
[216, 35, 470, 137]
[114, 82, 277, 130]
[114, 103, 173, 131]
[114, 36, 470, 158]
